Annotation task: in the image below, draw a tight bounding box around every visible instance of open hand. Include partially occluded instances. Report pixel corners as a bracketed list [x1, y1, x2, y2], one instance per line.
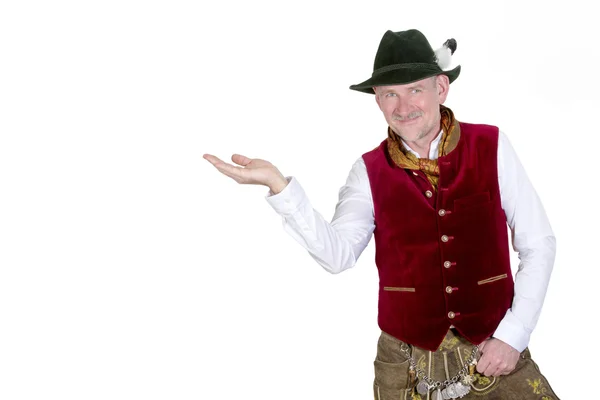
[476, 338, 520, 377]
[203, 153, 288, 193]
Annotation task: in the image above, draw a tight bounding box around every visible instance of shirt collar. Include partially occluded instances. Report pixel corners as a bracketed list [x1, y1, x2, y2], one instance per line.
[401, 129, 443, 160]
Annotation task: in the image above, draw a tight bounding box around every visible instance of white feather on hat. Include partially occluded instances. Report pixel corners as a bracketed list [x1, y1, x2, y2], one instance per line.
[435, 38, 457, 70]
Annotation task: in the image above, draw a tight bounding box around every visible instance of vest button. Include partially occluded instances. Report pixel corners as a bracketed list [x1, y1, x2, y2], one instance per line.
[448, 311, 456, 319]
[425, 190, 433, 198]
[444, 261, 452, 268]
[441, 235, 449, 242]
[446, 286, 453, 293]
[438, 209, 446, 216]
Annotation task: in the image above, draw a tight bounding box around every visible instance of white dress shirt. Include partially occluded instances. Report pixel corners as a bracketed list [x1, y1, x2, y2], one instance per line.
[265, 129, 556, 352]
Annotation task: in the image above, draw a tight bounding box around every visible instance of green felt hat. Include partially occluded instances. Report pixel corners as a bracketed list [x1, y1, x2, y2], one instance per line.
[349, 29, 461, 94]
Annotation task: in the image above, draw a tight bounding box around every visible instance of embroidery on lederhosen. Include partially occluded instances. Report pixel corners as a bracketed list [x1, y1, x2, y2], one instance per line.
[439, 336, 460, 352]
[409, 391, 422, 400]
[527, 378, 555, 399]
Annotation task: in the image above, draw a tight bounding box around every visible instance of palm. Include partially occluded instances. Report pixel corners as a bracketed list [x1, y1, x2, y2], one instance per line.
[203, 153, 282, 186]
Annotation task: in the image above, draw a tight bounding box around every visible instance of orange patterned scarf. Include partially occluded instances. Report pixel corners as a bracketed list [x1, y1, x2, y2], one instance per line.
[386, 105, 460, 190]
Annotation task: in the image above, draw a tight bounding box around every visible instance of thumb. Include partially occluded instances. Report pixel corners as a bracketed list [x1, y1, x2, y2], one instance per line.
[231, 154, 252, 167]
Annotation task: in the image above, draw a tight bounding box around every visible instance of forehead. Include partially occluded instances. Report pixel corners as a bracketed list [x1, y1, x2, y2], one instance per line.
[376, 77, 435, 92]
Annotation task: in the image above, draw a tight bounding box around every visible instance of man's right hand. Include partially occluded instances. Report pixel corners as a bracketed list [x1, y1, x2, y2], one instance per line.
[203, 153, 289, 194]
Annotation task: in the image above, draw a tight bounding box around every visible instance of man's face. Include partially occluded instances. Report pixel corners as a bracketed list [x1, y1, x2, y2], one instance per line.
[374, 75, 449, 143]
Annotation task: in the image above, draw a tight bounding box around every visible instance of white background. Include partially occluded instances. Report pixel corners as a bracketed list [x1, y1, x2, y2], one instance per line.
[0, 1, 598, 399]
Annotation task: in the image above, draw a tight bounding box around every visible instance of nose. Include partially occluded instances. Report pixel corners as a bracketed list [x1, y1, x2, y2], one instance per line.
[394, 96, 411, 115]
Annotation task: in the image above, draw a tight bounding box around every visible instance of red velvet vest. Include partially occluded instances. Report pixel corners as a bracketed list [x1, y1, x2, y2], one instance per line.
[362, 122, 513, 351]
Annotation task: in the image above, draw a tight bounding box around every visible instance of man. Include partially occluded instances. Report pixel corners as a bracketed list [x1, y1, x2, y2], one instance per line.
[204, 29, 558, 399]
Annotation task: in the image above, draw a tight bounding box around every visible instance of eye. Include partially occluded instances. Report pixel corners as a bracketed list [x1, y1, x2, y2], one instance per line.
[411, 89, 422, 94]
[385, 92, 397, 97]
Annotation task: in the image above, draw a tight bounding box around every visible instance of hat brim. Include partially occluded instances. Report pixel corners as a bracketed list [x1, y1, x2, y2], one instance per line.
[349, 65, 461, 94]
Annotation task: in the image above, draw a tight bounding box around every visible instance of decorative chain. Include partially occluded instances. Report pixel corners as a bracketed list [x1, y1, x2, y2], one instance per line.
[400, 343, 479, 390]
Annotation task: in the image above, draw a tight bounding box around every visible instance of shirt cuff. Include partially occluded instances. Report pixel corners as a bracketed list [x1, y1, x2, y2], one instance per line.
[492, 310, 532, 352]
[264, 176, 307, 216]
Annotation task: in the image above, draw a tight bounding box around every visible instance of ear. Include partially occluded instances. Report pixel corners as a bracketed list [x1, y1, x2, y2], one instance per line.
[374, 87, 382, 109]
[435, 75, 450, 103]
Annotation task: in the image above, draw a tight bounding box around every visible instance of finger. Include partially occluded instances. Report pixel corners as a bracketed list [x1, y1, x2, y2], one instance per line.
[231, 154, 253, 167]
[203, 155, 244, 178]
[499, 362, 515, 376]
[478, 339, 488, 352]
[483, 363, 498, 377]
[214, 163, 246, 181]
[476, 355, 491, 375]
[203, 154, 227, 166]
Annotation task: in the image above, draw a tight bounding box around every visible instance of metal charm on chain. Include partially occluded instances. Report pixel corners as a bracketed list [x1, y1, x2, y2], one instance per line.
[401, 344, 479, 399]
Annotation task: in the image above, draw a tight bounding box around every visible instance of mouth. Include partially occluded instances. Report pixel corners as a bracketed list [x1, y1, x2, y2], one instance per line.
[394, 115, 421, 125]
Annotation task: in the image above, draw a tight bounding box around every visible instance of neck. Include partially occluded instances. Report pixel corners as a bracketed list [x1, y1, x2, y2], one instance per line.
[404, 122, 441, 158]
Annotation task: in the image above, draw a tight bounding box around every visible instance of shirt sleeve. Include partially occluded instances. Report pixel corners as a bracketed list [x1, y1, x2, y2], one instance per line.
[264, 157, 375, 274]
[492, 131, 557, 352]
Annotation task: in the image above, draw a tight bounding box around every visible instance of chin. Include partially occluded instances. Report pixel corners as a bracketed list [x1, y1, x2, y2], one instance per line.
[396, 130, 421, 142]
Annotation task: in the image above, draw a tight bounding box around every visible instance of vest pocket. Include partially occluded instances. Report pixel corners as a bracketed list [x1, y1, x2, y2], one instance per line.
[477, 273, 508, 285]
[383, 287, 415, 292]
[453, 191, 491, 211]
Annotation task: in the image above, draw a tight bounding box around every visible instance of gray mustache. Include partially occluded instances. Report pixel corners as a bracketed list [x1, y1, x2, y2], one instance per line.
[392, 111, 423, 121]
